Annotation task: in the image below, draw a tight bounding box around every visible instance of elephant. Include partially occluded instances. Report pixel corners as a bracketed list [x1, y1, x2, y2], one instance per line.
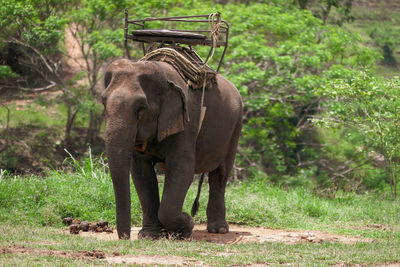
[102, 58, 242, 240]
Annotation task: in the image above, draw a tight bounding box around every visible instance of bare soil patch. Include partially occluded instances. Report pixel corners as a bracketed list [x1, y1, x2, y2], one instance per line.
[76, 224, 375, 244]
[0, 244, 203, 266]
[106, 254, 202, 266]
[0, 244, 106, 261]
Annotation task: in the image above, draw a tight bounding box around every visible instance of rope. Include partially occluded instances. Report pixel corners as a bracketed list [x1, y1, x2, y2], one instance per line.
[197, 12, 221, 135]
[139, 47, 216, 89]
[204, 12, 222, 66]
[139, 12, 222, 135]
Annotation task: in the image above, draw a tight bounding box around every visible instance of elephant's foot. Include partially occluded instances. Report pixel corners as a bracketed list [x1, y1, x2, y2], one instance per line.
[159, 211, 194, 239]
[207, 220, 229, 234]
[174, 212, 195, 238]
[138, 225, 167, 240]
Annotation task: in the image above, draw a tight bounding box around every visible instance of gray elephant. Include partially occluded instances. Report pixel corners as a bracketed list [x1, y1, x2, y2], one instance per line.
[102, 58, 242, 239]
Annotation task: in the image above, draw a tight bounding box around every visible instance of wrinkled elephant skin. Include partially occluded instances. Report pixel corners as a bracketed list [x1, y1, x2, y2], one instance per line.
[103, 59, 242, 239]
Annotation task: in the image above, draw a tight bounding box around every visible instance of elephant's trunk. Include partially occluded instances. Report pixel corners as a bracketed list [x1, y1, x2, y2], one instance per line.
[105, 118, 136, 239]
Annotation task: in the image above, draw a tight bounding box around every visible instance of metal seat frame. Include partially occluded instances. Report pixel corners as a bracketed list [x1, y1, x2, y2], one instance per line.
[124, 9, 230, 72]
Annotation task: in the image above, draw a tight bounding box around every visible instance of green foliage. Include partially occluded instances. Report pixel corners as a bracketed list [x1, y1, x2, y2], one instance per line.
[316, 128, 387, 193]
[0, 66, 18, 79]
[0, 0, 394, 194]
[298, 0, 354, 25]
[366, 23, 400, 66]
[0, 0, 67, 52]
[317, 72, 400, 197]
[0, 147, 18, 172]
[179, 3, 377, 180]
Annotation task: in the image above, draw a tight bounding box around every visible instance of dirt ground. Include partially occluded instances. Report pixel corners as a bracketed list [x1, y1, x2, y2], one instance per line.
[72, 224, 376, 265]
[79, 224, 375, 245]
[0, 224, 378, 266]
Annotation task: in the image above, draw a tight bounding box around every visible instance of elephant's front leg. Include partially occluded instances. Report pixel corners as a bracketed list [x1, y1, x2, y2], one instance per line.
[131, 155, 164, 240]
[158, 150, 195, 238]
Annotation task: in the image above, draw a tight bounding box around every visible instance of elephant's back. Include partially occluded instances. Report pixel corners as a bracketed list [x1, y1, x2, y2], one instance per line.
[215, 74, 242, 114]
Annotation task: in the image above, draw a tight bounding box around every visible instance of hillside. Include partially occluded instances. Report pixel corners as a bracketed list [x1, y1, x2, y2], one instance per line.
[353, 0, 400, 10]
[350, 0, 400, 76]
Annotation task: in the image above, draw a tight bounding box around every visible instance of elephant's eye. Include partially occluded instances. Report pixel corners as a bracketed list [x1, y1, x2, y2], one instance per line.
[136, 107, 147, 121]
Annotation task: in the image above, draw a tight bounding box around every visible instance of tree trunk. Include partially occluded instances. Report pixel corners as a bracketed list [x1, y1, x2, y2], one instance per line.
[65, 102, 80, 150]
[322, 3, 332, 24]
[86, 109, 105, 145]
[298, 0, 309, 9]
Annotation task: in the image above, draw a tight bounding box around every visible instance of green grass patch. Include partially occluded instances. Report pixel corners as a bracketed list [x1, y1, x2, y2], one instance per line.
[0, 103, 64, 128]
[1, 160, 399, 233]
[0, 156, 399, 265]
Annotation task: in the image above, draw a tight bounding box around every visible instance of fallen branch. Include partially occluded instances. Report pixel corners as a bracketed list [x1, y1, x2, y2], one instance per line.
[17, 81, 57, 92]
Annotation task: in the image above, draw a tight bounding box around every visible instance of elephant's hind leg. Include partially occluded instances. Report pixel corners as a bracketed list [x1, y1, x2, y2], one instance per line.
[207, 165, 229, 234]
[131, 156, 165, 240]
[206, 121, 242, 234]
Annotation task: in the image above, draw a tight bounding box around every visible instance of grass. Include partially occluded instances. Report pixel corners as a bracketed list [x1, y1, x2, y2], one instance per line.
[0, 155, 399, 266]
[0, 102, 64, 129]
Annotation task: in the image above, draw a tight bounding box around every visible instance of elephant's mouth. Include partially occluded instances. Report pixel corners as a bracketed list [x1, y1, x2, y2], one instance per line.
[133, 141, 166, 171]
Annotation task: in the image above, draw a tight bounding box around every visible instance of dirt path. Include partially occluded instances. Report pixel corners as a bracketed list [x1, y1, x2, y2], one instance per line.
[0, 225, 383, 266]
[0, 244, 202, 266]
[2, 243, 398, 267]
[78, 224, 374, 244]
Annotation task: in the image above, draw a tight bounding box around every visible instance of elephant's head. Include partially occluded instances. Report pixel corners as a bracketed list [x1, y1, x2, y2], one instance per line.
[102, 59, 188, 239]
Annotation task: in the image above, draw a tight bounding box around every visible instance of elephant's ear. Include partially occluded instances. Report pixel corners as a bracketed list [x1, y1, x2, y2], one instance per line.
[157, 80, 190, 142]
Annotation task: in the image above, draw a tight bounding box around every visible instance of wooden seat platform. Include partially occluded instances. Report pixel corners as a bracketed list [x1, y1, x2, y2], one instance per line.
[124, 11, 230, 72]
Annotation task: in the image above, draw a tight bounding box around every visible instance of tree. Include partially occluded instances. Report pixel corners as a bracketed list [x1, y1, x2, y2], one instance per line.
[0, 0, 75, 143]
[65, 0, 127, 144]
[298, 0, 354, 24]
[316, 72, 400, 198]
[0, 0, 129, 147]
[170, 2, 377, 184]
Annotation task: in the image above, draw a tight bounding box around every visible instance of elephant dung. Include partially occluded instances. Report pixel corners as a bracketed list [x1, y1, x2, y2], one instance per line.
[79, 221, 90, 232]
[62, 217, 73, 226]
[69, 224, 80, 234]
[98, 219, 108, 228]
[89, 222, 98, 232]
[104, 227, 114, 233]
[72, 218, 81, 225]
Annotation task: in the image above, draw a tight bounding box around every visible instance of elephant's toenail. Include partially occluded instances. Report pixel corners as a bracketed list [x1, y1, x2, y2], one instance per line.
[210, 228, 217, 233]
[219, 227, 228, 233]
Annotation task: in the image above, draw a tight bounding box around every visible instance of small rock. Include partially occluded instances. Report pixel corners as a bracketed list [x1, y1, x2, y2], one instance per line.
[98, 219, 108, 228]
[62, 217, 73, 226]
[113, 251, 120, 256]
[69, 224, 80, 234]
[72, 218, 81, 225]
[93, 250, 105, 259]
[85, 251, 94, 256]
[79, 221, 90, 231]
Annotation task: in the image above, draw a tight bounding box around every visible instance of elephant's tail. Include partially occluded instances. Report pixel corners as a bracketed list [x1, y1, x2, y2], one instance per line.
[191, 173, 206, 216]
